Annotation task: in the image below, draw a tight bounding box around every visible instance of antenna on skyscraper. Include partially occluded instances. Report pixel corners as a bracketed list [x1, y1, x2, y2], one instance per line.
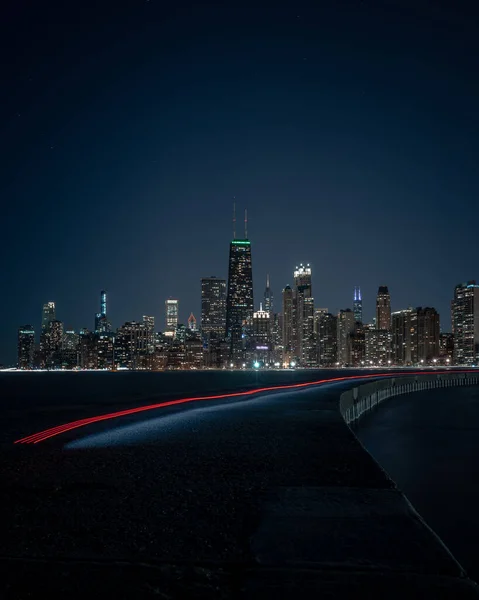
[244, 208, 248, 239]
[233, 199, 236, 240]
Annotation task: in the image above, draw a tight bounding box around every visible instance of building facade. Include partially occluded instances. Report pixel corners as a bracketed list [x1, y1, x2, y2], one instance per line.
[165, 299, 179, 333]
[337, 309, 355, 365]
[316, 312, 337, 366]
[282, 285, 294, 363]
[365, 328, 392, 366]
[252, 303, 271, 364]
[264, 274, 273, 314]
[115, 321, 150, 369]
[293, 265, 314, 366]
[62, 329, 79, 368]
[353, 286, 362, 324]
[95, 290, 111, 333]
[376, 286, 391, 331]
[452, 282, 479, 365]
[416, 307, 440, 363]
[225, 239, 254, 364]
[201, 276, 227, 339]
[17, 326, 35, 369]
[392, 308, 416, 365]
[42, 301, 56, 331]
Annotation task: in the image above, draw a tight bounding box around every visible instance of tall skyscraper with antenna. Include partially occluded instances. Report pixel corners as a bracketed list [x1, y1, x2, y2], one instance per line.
[226, 206, 254, 364]
[95, 289, 110, 333]
[264, 274, 273, 314]
[353, 286, 362, 323]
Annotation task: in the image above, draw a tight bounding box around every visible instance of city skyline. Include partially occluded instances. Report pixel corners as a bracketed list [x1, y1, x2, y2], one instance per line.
[8, 235, 479, 367]
[2, 3, 479, 364]
[14, 223, 478, 368]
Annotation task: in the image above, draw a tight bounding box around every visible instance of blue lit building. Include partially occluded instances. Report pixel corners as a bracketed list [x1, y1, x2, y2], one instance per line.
[353, 286, 362, 323]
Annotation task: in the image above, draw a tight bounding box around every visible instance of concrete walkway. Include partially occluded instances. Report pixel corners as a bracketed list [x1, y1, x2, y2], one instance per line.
[1, 380, 478, 598]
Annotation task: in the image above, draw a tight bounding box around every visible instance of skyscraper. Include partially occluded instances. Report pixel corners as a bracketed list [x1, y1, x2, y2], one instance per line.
[337, 309, 355, 365]
[143, 315, 155, 354]
[95, 290, 110, 333]
[17, 326, 35, 369]
[43, 320, 64, 369]
[376, 286, 391, 330]
[392, 308, 416, 365]
[101, 290, 107, 317]
[42, 302, 55, 331]
[225, 234, 254, 364]
[353, 286, 362, 323]
[452, 281, 479, 365]
[292, 265, 315, 366]
[252, 303, 271, 363]
[316, 312, 337, 366]
[165, 299, 179, 332]
[282, 285, 294, 363]
[62, 329, 79, 368]
[201, 276, 227, 339]
[365, 328, 392, 366]
[264, 274, 273, 314]
[416, 307, 440, 363]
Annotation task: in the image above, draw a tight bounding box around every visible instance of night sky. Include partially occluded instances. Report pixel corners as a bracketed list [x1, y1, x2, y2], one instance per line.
[1, 1, 478, 364]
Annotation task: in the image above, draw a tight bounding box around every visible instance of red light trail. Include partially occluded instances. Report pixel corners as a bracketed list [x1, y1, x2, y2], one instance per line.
[14, 371, 473, 445]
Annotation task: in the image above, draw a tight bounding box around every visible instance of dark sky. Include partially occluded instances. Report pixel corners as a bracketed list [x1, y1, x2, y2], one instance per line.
[1, 1, 478, 364]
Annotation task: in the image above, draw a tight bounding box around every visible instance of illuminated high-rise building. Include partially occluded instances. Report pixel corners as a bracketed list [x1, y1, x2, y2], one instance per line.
[43, 320, 64, 369]
[353, 286, 362, 323]
[17, 326, 35, 369]
[293, 264, 315, 366]
[201, 276, 227, 339]
[115, 321, 150, 369]
[225, 223, 254, 363]
[416, 307, 440, 363]
[350, 322, 366, 367]
[316, 312, 337, 366]
[376, 286, 391, 330]
[42, 302, 55, 331]
[365, 328, 392, 366]
[337, 309, 355, 365]
[62, 329, 79, 368]
[264, 274, 273, 314]
[143, 315, 155, 354]
[101, 290, 107, 317]
[252, 303, 271, 363]
[282, 285, 294, 362]
[165, 299, 179, 332]
[452, 281, 479, 365]
[95, 290, 110, 333]
[392, 308, 416, 365]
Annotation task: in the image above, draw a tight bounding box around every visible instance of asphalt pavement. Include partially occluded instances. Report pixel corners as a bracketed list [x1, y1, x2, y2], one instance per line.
[1, 374, 478, 598]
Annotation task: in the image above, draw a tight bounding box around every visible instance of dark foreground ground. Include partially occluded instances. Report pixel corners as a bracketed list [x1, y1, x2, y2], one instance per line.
[0, 371, 478, 598]
[356, 385, 479, 583]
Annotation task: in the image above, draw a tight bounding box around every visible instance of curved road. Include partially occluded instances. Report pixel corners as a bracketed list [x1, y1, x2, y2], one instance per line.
[0, 370, 477, 598]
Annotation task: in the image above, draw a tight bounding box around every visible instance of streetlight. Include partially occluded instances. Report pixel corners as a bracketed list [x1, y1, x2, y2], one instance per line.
[230, 363, 234, 368]
[274, 362, 280, 368]
[254, 361, 260, 369]
[290, 361, 296, 368]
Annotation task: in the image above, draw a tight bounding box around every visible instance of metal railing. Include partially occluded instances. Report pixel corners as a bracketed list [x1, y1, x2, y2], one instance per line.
[340, 372, 479, 425]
